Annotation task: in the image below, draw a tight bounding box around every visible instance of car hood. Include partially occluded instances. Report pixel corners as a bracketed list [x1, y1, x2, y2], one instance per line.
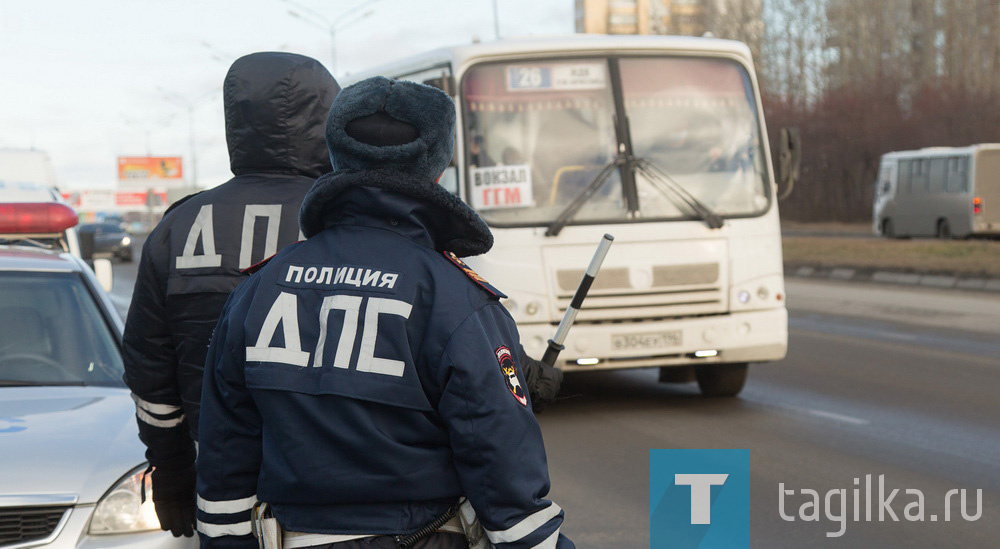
[0, 386, 145, 504]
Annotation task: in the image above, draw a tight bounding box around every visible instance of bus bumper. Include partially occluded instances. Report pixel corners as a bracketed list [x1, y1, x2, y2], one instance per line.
[518, 306, 788, 371]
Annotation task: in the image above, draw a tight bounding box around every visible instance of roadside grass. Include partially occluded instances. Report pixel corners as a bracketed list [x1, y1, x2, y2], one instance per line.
[782, 237, 1000, 277]
[781, 221, 872, 235]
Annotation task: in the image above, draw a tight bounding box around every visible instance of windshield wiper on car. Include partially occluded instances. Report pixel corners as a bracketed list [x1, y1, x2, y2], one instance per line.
[633, 157, 724, 229]
[545, 156, 626, 237]
[0, 380, 87, 387]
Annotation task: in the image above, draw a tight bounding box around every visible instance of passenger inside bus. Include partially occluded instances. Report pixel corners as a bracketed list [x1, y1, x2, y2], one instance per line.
[463, 57, 768, 223]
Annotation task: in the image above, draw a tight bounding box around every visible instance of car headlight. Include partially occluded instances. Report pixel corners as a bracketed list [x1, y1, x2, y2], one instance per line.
[88, 464, 161, 534]
[121, 236, 132, 246]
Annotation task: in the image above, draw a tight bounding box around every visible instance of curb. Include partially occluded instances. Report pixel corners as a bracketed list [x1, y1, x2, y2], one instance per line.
[785, 265, 1000, 293]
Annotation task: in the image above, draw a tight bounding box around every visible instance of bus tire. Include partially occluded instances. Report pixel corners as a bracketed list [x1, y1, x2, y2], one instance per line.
[882, 219, 895, 238]
[695, 363, 748, 397]
[936, 219, 952, 239]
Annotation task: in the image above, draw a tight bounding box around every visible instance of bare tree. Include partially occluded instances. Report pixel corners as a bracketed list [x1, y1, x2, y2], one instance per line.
[760, 0, 828, 107]
[703, 0, 765, 66]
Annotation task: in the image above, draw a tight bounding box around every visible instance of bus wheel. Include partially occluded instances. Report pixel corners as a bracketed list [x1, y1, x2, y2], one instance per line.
[882, 219, 895, 238]
[695, 363, 748, 397]
[936, 219, 952, 239]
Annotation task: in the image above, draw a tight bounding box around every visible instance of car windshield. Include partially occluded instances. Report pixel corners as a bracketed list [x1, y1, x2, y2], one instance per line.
[462, 56, 769, 226]
[0, 272, 123, 387]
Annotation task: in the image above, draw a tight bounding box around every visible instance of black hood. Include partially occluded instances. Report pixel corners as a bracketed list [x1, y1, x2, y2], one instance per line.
[224, 52, 340, 178]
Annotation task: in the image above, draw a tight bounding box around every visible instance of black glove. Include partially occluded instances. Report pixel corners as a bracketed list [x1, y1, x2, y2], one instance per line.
[151, 464, 196, 537]
[521, 353, 564, 414]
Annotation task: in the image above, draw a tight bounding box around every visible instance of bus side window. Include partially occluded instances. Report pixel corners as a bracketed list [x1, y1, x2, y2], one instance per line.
[911, 159, 927, 193]
[928, 158, 946, 193]
[899, 160, 912, 193]
[947, 156, 967, 193]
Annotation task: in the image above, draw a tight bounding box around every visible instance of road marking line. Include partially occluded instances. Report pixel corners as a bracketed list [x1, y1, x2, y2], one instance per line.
[808, 409, 870, 425]
[876, 331, 917, 341]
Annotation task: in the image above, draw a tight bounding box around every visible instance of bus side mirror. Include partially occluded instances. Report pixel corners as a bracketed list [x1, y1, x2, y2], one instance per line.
[93, 258, 114, 293]
[423, 75, 456, 96]
[422, 75, 458, 168]
[777, 127, 801, 201]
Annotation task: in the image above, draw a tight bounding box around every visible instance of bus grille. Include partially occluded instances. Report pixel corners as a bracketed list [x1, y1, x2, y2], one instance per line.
[556, 263, 719, 291]
[0, 506, 69, 546]
[555, 263, 724, 319]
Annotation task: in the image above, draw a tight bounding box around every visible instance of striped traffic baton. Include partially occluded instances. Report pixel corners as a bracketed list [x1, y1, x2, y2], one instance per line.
[541, 233, 614, 367]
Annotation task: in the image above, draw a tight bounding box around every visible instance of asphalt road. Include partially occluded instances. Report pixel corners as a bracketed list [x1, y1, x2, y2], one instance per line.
[108, 255, 1000, 548]
[542, 279, 1000, 548]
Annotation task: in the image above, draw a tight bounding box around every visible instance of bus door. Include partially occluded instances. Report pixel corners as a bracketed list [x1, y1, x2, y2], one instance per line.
[874, 162, 896, 234]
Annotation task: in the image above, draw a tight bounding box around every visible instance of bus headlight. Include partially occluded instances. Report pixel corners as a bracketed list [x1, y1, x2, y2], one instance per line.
[88, 465, 161, 534]
[525, 301, 540, 316]
[737, 290, 751, 304]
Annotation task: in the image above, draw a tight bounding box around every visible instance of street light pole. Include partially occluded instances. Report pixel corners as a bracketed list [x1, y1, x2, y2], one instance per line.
[186, 103, 196, 188]
[201, 41, 235, 65]
[330, 27, 338, 75]
[120, 114, 154, 156]
[493, 0, 500, 39]
[158, 87, 218, 189]
[285, 0, 380, 75]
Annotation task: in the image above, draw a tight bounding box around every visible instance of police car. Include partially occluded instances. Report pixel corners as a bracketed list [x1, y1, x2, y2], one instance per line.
[0, 202, 195, 548]
[0, 182, 82, 259]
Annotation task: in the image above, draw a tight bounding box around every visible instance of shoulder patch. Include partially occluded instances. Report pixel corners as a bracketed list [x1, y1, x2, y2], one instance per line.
[496, 345, 528, 406]
[443, 251, 507, 299]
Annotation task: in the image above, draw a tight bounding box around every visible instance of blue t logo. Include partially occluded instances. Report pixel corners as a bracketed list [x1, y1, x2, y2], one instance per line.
[675, 473, 730, 524]
[650, 449, 748, 548]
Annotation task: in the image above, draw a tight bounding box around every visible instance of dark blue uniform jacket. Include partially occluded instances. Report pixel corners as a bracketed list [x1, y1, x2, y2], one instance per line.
[197, 183, 573, 548]
[122, 52, 337, 471]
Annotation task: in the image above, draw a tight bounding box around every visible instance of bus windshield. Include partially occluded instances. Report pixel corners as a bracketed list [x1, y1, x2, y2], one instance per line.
[462, 56, 769, 226]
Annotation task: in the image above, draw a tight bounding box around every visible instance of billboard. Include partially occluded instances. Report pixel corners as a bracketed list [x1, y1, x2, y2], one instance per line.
[117, 156, 183, 187]
[63, 189, 169, 212]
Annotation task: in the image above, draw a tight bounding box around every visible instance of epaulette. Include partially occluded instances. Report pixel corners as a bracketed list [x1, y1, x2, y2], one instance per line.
[240, 254, 275, 275]
[241, 240, 305, 275]
[442, 251, 507, 299]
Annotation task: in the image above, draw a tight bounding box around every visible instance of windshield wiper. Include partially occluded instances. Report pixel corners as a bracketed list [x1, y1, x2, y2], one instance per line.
[545, 157, 625, 237]
[633, 157, 724, 229]
[0, 380, 87, 387]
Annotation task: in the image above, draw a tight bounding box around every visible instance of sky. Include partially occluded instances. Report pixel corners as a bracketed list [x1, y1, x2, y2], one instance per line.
[0, 0, 573, 191]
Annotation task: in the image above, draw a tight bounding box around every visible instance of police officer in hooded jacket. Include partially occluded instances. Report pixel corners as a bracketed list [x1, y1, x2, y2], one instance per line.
[196, 77, 574, 549]
[122, 52, 339, 538]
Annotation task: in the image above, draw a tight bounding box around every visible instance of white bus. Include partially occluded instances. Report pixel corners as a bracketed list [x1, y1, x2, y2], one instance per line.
[873, 144, 1000, 239]
[346, 35, 790, 396]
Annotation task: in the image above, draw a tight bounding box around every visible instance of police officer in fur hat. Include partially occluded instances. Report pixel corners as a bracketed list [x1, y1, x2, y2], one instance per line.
[196, 77, 574, 548]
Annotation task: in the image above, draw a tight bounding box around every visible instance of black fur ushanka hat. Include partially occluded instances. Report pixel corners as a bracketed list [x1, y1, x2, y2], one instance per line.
[299, 76, 493, 257]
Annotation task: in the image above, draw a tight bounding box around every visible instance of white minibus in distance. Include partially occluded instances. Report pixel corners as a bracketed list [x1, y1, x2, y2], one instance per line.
[344, 35, 789, 396]
[873, 144, 1000, 239]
